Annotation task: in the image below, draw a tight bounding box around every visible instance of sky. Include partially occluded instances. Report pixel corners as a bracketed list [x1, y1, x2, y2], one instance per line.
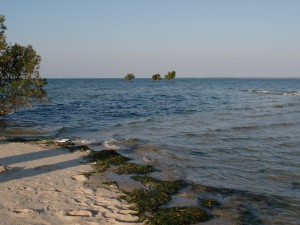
[1, 0, 300, 78]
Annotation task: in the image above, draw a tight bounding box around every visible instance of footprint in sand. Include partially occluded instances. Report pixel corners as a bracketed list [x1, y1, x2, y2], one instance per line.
[66, 209, 93, 217]
[13, 208, 34, 214]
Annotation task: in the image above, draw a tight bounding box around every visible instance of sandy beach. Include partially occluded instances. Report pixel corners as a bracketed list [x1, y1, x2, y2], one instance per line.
[0, 142, 143, 225]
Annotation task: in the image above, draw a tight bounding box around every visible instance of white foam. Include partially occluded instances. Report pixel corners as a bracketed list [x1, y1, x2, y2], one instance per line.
[103, 138, 121, 150]
[283, 91, 300, 96]
[0, 136, 7, 141]
[74, 139, 96, 145]
[57, 139, 70, 143]
[252, 90, 270, 94]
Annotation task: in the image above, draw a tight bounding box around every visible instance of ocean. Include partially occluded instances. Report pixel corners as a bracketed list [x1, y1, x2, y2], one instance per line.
[1, 78, 299, 224]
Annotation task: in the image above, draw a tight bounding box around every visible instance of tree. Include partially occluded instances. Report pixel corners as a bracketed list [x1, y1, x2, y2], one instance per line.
[0, 16, 7, 52]
[124, 73, 135, 81]
[0, 16, 47, 116]
[152, 73, 162, 81]
[164, 70, 176, 80]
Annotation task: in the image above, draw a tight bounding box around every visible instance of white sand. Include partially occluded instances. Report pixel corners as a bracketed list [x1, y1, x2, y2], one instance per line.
[0, 142, 144, 225]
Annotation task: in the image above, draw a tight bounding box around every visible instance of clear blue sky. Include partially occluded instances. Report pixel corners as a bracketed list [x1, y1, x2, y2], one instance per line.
[1, 0, 300, 78]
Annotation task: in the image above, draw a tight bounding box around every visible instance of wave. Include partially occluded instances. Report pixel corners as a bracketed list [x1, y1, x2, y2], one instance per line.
[103, 138, 121, 150]
[241, 89, 270, 94]
[73, 139, 96, 145]
[282, 91, 300, 96]
[102, 137, 141, 150]
[271, 102, 300, 108]
[0, 136, 7, 141]
[214, 122, 295, 133]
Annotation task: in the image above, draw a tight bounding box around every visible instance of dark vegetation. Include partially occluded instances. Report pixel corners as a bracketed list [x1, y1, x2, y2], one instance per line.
[124, 73, 135, 80]
[164, 70, 176, 80]
[124, 71, 176, 81]
[0, 15, 48, 116]
[152, 73, 162, 81]
[149, 207, 210, 225]
[84, 145, 215, 225]
[115, 163, 156, 174]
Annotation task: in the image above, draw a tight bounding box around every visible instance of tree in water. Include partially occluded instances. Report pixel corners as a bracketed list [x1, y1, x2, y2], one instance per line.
[164, 70, 176, 80]
[124, 73, 135, 81]
[152, 74, 162, 81]
[0, 15, 48, 116]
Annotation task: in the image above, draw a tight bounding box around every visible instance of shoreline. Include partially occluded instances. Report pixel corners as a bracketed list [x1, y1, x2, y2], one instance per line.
[0, 141, 143, 225]
[1, 139, 296, 225]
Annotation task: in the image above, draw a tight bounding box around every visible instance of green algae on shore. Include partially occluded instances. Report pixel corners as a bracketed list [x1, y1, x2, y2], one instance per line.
[115, 163, 156, 174]
[87, 149, 130, 173]
[149, 207, 210, 225]
[88, 150, 130, 165]
[132, 175, 184, 194]
[124, 175, 213, 225]
[127, 188, 171, 211]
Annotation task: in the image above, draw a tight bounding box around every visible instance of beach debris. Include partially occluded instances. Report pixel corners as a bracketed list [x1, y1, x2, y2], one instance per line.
[71, 175, 88, 182]
[66, 210, 93, 217]
[34, 165, 60, 172]
[0, 165, 14, 173]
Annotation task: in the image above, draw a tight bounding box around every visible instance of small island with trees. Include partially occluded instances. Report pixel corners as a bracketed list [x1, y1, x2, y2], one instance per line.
[124, 71, 176, 81]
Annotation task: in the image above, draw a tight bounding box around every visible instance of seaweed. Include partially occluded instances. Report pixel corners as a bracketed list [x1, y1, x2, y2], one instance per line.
[103, 181, 119, 187]
[80, 171, 95, 177]
[125, 176, 184, 214]
[92, 161, 109, 172]
[132, 175, 184, 194]
[127, 188, 171, 211]
[199, 198, 221, 209]
[115, 163, 156, 174]
[65, 145, 91, 152]
[149, 207, 210, 225]
[88, 150, 130, 165]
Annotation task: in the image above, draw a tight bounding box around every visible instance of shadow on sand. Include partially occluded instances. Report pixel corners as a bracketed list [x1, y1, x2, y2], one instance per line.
[0, 144, 87, 183]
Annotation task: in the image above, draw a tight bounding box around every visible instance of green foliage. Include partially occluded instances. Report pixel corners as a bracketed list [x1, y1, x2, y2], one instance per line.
[164, 70, 176, 80]
[152, 74, 162, 81]
[0, 16, 7, 51]
[0, 15, 47, 116]
[124, 73, 135, 80]
[149, 207, 210, 225]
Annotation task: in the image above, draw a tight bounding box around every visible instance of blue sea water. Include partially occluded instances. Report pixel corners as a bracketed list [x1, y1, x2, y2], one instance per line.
[1, 78, 300, 224]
